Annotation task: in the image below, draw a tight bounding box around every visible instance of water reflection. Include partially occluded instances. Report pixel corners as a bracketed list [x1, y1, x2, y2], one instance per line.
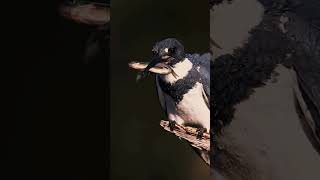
[211, 0, 320, 179]
[211, 0, 264, 57]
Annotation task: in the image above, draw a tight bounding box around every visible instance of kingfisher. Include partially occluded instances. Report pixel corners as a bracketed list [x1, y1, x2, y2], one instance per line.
[141, 38, 211, 139]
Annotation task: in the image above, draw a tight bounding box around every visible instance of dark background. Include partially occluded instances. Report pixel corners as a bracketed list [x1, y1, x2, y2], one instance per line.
[9, 0, 210, 179]
[111, 0, 210, 180]
[11, 0, 108, 179]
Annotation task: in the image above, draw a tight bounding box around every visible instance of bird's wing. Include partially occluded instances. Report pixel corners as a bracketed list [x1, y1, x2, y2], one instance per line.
[198, 53, 211, 108]
[290, 68, 320, 152]
[197, 53, 211, 83]
[280, 0, 320, 141]
[187, 53, 211, 107]
[155, 76, 167, 116]
[293, 58, 320, 142]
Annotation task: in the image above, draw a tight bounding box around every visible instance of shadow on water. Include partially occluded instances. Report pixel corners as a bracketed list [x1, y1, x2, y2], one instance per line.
[211, 0, 264, 57]
[211, 0, 320, 179]
[110, 0, 210, 179]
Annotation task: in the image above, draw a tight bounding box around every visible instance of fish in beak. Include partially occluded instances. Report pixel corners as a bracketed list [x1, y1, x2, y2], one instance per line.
[140, 55, 178, 79]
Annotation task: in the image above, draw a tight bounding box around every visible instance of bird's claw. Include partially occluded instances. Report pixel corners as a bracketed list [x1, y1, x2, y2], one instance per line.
[196, 127, 207, 139]
[168, 120, 176, 131]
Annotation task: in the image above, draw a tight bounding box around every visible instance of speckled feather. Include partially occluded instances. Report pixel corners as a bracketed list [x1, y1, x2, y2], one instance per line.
[158, 53, 211, 104]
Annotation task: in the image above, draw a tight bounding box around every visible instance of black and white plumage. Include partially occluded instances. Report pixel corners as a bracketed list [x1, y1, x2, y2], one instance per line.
[143, 38, 211, 132]
[156, 53, 211, 130]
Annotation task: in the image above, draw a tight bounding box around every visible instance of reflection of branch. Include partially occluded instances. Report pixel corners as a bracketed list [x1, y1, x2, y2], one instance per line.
[160, 120, 210, 151]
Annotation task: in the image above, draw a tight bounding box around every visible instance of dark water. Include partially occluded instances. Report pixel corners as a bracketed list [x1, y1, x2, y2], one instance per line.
[211, 0, 320, 179]
[110, 0, 210, 179]
[211, 0, 264, 57]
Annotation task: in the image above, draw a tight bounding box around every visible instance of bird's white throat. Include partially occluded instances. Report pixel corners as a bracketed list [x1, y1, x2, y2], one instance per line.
[160, 58, 193, 83]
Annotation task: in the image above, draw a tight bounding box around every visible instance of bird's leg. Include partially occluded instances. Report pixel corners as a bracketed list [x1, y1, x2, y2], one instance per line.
[196, 127, 207, 139]
[168, 119, 176, 131]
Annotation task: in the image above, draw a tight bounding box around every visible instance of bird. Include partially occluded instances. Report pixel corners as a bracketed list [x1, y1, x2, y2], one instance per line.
[211, 0, 320, 179]
[142, 38, 211, 139]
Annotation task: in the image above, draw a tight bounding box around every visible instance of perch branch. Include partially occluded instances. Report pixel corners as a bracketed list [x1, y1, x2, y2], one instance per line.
[160, 120, 210, 151]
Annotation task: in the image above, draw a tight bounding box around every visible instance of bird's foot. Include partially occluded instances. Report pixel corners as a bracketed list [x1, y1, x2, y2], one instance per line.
[168, 120, 176, 131]
[196, 127, 207, 139]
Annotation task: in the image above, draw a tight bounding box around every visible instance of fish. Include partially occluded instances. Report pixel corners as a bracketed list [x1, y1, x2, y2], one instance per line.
[128, 61, 179, 80]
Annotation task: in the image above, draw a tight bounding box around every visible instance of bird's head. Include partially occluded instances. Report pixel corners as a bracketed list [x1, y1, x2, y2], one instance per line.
[142, 38, 185, 76]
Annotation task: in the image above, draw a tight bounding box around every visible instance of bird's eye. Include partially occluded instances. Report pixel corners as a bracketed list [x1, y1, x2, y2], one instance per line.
[168, 47, 176, 54]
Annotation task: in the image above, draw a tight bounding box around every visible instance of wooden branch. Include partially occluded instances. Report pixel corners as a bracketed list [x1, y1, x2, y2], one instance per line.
[160, 120, 210, 151]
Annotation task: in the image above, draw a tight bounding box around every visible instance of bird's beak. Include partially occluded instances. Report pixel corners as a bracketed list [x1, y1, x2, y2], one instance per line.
[142, 56, 163, 76]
